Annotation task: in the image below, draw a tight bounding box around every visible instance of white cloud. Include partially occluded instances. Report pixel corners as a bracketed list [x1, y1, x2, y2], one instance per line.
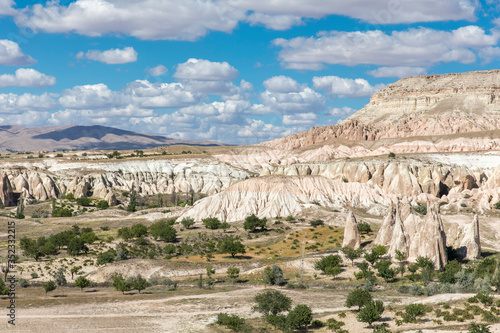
[313, 76, 385, 98]
[174, 58, 239, 81]
[327, 106, 357, 118]
[124, 80, 200, 109]
[76, 46, 137, 64]
[0, 39, 36, 66]
[59, 83, 123, 110]
[147, 65, 168, 76]
[282, 112, 318, 125]
[0, 0, 14, 15]
[0, 68, 56, 88]
[367, 66, 428, 78]
[263, 76, 302, 93]
[0, 92, 57, 113]
[236, 119, 295, 142]
[274, 26, 500, 70]
[229, 0, 477, 24]
[246, 12, 302, 30]
[15, 0, 245, 41]
[259, 86, 325, 115]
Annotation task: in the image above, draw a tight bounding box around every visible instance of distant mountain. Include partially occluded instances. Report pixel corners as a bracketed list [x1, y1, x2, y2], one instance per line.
[0, 125, 224, 152]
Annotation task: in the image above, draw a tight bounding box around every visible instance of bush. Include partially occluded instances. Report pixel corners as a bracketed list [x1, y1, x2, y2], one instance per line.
[216, 313, 247, 331]
[181, 217, 195, 229]
[243, 214, 267, 232]
[76, 197, 92, 206]
[287, 304, 312, 331]
[310, 219, 324, 227]
[96, 200, 109, 209]
[409, 283, 424, 296]
[18, 278, 28, 288]
[202, 217, 221, 230]
[413, 203, 427, 215]
[403, 303, 427, 323]
[345, 288, 372, 311]
[149, 220, 177, 242]
[253, 290, 291, 317]
[264, 265, 285, 286]
[358, 222, 372, 233]
[468, 322, 492, 333]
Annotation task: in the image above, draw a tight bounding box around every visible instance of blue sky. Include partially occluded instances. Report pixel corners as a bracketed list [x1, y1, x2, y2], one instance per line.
[0, 0, 500, 144]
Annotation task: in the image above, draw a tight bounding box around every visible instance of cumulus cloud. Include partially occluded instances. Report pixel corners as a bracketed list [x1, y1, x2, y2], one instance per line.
[174, 58, 239, 81]
[367, 66, 428, 78]
[147, 65, 168, 76]
[124, 80, 200, 109]
[263, 76, 302, 93]
[313, 76, 385, 98]
[0, 0, 14, 15]
[59, 83, 123, 110]
[15, 0, 245, 41]
[274, 26, 500, 70]
[246, 12, 302, 30]
[76, 46, 137, 64]
[0, 39, 36, 66]
[229, 0, 477, 24]
[282, 112, 318, 125]
[0, 92, 57, 113]
[326, 106, 357, 118]
[0, 68, 56, 88]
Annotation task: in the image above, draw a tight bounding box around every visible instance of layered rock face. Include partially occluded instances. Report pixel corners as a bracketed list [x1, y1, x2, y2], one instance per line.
[342, 211, 361, 249]
[262, 70, 500, 150]
[0, 159, 250, 206]
[374, 201, 447, 270]
[180, 175, 390, 222]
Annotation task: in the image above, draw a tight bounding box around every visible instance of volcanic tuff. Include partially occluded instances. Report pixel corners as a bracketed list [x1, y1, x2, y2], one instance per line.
[262, 70, 500, 150]
[0, 159, 250, 206]
[342, 211, 361, 249]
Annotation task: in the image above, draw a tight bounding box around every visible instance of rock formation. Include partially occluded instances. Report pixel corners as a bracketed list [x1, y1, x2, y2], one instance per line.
[457, 214, 481, 260]
[180, 176, 390, 222]
[0, 159, 250, 206]
[0, 173, 13, 206]
[373, 203, 396, 246]
[261, 70, 500, 150]
[374, 201, 447, 269]
[342, 211, 361, 249]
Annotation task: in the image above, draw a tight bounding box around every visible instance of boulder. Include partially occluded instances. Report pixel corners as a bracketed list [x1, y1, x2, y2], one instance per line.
[457, 214, 481, 260]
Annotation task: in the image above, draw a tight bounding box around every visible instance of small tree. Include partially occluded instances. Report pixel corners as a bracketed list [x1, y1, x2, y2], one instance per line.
[202, 217, 222, 230]
[468, 322, 492, 333]
[132, 275, 148, 294]
[54, 268, 67, 286]
[264, 265, 285, 285]
[253, 290, 292, 317]
[227, 267, 240, 282]
[287, 304, 312, 331]
[346, 288, 372, 311]
[149, 220, 177, 242]
[375, 260, 396, 282]
[218, 237, 245, 258]
[127, 184, 137, 212]
[112, 273, 131, 294]
[244, 214, 267, 232]
[43, 280, 57, 296]
[403, 303, 427, 323]
[96, 200, 109, 209]
[341, 247, 362, 266]
[70, 266, 82, 279]
[357, 300, 384, 327]
[314, 254, 342, 275]
[181, 217, 195, 229]
[395, 250, 407, 277]
[74, 276, 90, 292]
[358, 222, 372, 233]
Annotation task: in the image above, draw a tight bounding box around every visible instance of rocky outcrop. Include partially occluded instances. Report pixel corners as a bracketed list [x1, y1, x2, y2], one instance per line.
[0, 159, 250, 206]
[375, 201, 447, 269]
[180, 176, 390, 222]
[374, 203, 396, 246]
[0, 173, 13, 206]
[342, 211, 361, 249]
[454, 214, 481, 260]
[261, 70, 500, 151]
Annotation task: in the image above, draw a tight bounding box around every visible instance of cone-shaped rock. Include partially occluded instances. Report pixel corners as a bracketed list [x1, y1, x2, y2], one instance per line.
[374, 202, 395, 246]
[388, 201, 407, 258]
[0, 173, 13, 206]
[458, 214, 481, 260]
[342, 211, 361, 249]
[408, 202, 447, 270]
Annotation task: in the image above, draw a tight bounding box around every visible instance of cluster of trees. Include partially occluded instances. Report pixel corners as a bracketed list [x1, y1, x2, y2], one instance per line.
[20, 225, 97, 260]
[118, 220, 177, 242]
[345, 289, 385, 327]
[111, 273, 149, 294]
